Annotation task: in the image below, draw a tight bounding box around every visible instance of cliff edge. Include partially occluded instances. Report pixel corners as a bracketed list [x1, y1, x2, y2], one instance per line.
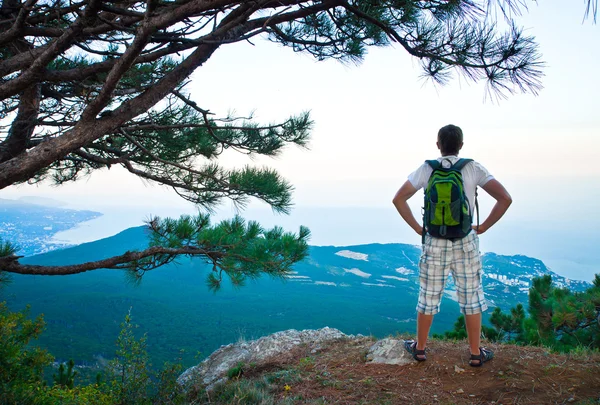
[179, 328, 600, 404]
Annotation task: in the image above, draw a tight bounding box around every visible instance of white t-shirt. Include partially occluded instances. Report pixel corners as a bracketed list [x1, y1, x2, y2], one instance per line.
[407, 156, 494, 216]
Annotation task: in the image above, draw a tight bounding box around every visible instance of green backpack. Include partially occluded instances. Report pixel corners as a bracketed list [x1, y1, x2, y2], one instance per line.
[422, 158, 479, 242]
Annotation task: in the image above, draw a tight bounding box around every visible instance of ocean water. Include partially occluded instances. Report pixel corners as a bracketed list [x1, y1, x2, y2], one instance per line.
[51, 205, 599, 283]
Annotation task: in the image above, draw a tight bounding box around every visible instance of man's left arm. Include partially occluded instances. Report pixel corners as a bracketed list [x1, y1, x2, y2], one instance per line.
[475, 179, 512, 234]
[392, 181, 423, 236]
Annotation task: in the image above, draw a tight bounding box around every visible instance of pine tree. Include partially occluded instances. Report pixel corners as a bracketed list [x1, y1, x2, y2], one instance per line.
[108, 310, 151, 405]
[485, 274, 600, 351]
[106, 310, 186, 405]
[0, 1, 596, 278]
[490, 304, 526, 342]
[53, 359, 78, 389]
[433, 314, 499, 341]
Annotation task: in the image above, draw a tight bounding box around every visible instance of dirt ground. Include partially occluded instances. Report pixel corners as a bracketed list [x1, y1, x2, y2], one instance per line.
[244, 337, 600, 405]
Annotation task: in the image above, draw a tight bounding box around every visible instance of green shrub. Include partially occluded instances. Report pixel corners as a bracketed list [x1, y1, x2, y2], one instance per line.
[53, 359, 77, 389]
[211, 378, 274, 405]
[440, 274, 600, 353]
[298, 356, 315, 371]
[107, 310, 152, 405]
[0, 302, 54, 404]
[34, 384, 115, 405]
[227, 362, 245, 380]
[105, 309, 186, 405]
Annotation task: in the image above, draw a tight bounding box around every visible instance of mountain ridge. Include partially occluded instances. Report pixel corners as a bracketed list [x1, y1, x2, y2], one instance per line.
[3, 224, 590, 370]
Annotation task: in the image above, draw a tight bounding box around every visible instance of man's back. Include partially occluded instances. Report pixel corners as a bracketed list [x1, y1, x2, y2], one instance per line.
[407, 156, 494, 217]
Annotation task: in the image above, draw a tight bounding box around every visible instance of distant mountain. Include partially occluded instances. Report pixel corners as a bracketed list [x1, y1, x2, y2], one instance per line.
[0, 198, 101, 256]
[1, 226, 590, 370]
[15, 196, 68, 208]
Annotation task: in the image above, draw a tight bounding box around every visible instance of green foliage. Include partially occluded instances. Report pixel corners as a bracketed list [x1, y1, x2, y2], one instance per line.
[0, 303, 190, 404]
[138, 214, 311, 291]
[152, 361, 185, 405]
[0, 302, 54, 404]
[514, 274, 600, 351]
[53, 359, 77, 389]
[227, 362, 246, 380]
[442, 274, 600, 352]
[298, 356, 315, 371]
[489, 304, 526, 342]
[107, 310, 152, 405]
[433, 315, 467, 340]
[0, 238, 18, 257]
[32, 384, 115, 405]
[433, 314, 498, 342]
[106, 309, 186, 405]
[0, 301, 117, 404]
[210, 377, 285, 405]
[0, 238, 17, 285]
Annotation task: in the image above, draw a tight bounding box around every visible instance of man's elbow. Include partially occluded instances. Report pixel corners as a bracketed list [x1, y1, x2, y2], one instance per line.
[392, 195, 406, 209]
[502, 194, 513, 207]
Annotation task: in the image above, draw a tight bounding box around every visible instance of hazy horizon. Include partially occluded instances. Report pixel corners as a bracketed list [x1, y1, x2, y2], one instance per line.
[23, 199, 594, 283]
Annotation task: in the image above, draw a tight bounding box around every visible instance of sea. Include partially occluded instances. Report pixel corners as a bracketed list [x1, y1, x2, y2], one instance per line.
[50, 204, 599, 283]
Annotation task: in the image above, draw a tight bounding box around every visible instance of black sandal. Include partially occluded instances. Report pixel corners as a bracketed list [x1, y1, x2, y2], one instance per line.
[469, 347, 494, 367]
[404, 340, 426, 362]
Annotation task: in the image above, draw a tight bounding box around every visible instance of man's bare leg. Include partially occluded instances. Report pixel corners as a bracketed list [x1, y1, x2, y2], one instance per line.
[417, 312, 434, 353]
[465, 313, 482, 355]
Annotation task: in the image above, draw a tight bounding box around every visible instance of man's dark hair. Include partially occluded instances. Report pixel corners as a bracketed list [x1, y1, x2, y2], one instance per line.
[437, 125, 463, 155]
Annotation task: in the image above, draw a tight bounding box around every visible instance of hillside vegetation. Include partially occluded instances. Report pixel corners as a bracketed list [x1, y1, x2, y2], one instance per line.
[1, 273, 599, 404]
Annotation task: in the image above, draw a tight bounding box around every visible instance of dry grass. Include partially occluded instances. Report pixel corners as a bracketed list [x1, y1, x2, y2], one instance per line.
[204, 337, 600, 405]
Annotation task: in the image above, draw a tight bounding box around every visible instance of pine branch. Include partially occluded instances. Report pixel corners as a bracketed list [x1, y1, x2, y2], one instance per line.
[0, 0, 104, 101]
[584, 0, 599, 22]
[0, 245, 221, 275]
[0, 0, 37, 47]
[0, 215, 310, 284]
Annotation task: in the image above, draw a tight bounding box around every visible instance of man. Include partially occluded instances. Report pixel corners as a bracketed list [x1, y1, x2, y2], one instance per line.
[392, 124, 512, 367]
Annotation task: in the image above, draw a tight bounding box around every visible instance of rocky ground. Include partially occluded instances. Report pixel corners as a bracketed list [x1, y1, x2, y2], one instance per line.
[188, 336, 600, 405]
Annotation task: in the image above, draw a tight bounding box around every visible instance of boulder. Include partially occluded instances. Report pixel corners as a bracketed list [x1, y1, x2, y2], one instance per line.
[178, 327, 358, 390]
[366, 338, 412, 365]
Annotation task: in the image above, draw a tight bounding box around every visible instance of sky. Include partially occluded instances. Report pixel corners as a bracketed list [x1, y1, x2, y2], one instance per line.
[3, 3, 600, 281]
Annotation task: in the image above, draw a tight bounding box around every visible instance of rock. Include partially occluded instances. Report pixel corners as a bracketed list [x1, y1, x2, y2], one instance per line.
[454, 365, 465, 373]
[365, 338, 412, 366]
[310, 343, 323, 354]
[456, 388, 464, 394]
[177, 327, 357, 390]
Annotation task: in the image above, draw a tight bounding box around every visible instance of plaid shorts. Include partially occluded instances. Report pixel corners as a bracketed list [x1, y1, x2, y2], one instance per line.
[417, 231, 487, 315]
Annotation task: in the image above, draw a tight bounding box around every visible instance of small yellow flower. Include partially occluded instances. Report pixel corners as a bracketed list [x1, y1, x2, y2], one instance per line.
[284, 384, 291, 391]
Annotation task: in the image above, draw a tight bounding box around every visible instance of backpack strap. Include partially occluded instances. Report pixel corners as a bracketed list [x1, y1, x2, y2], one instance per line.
[452, 158, 479, 232]
[422, 161, 440, 244]
[451, 158, 473, 171]
[475, 187, 480, 232]
[425, 160, 441, 170]
[426, 158, 473, 171]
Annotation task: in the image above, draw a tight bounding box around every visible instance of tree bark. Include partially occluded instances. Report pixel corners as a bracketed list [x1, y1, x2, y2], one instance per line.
[0, 246, 222, 275]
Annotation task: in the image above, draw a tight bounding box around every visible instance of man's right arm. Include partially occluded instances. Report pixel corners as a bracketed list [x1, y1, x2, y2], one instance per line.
[392, 180, 423, 236]
[476, 179, 512, 234]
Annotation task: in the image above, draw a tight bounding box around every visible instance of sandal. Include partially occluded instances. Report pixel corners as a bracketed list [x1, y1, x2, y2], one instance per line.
[404, 340, 426, 362]
[469, 347, 494, 367]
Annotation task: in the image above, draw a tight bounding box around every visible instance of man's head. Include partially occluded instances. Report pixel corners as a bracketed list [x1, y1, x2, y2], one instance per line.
[437, 124, 464, 156]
